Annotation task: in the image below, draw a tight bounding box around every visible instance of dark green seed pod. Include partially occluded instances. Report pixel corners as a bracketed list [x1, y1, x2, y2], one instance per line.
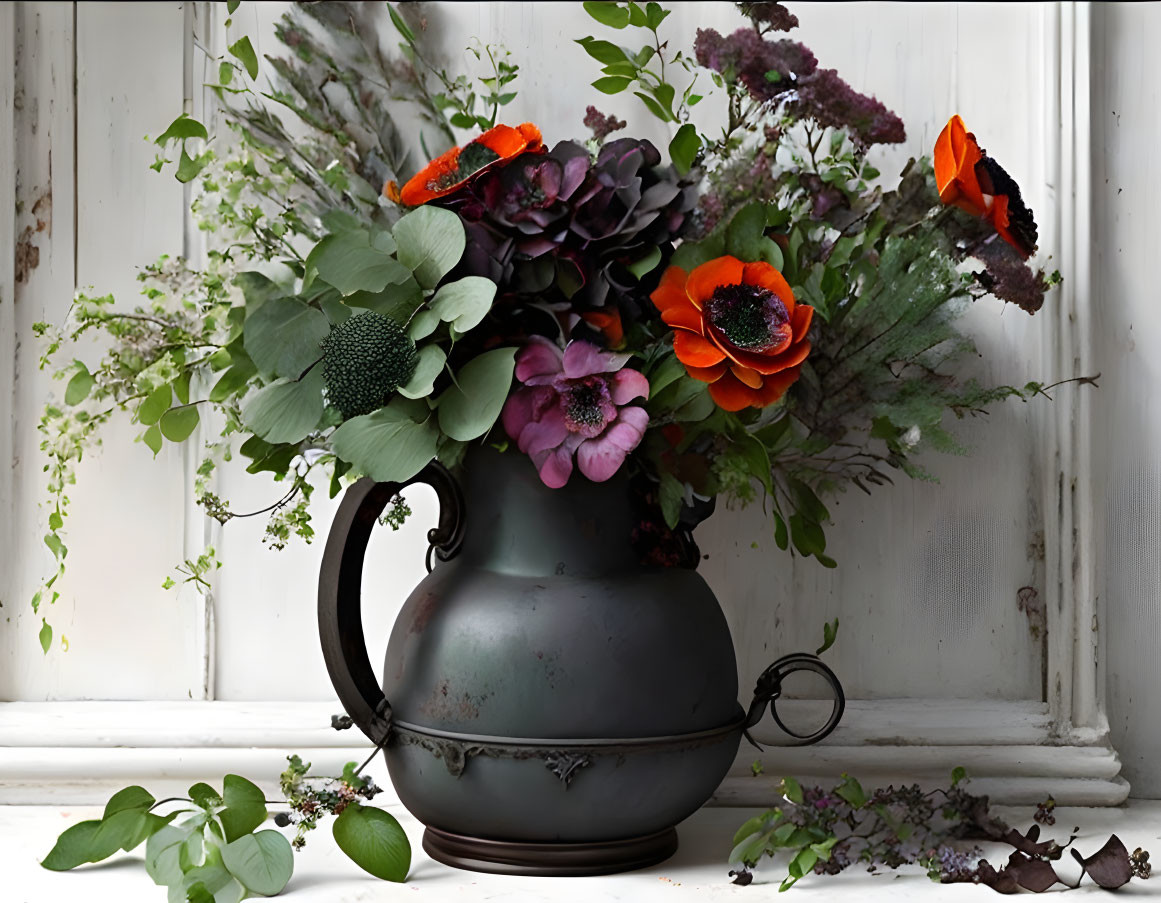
[320, 312, 418, 419]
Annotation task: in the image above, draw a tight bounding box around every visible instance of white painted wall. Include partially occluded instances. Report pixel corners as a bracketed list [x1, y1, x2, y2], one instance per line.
[1091, 2, 1161, 798]
[0, 0, 1149, 791]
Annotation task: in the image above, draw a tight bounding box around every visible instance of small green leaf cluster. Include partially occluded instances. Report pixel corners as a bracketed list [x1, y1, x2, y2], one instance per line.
[42, 777, 292, 901]
[577, 1, 704, 173]
[387, 3, 520, 138]
[42, 762, 412, 899]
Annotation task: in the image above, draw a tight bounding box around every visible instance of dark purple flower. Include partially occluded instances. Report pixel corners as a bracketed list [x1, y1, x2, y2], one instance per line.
[583, 105, 627, 142]
[737, 1, 799, 32]
[971, 235, 1051, 314]
[694, 28, 817, 103]
[792, 67, 906, 148]
[502, 338, 649, 488]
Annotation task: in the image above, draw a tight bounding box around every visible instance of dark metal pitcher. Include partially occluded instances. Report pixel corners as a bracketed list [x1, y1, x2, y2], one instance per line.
[319, 447, 843, 876]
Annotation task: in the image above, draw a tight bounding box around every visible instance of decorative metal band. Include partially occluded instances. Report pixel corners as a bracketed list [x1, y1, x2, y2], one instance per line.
[387, 712, 746, 783]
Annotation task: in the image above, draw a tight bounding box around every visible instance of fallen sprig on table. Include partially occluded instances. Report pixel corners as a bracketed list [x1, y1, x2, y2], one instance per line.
[728, 770, 1151, 892]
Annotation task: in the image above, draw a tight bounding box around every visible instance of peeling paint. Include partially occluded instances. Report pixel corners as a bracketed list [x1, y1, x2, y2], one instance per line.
[1017, 586, 1046, 638]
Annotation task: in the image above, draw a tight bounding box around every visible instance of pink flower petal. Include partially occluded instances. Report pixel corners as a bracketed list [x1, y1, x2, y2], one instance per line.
[501, 388, 536, 441]
[609, 368, 650, 404]
[602, 406, 649, 452]
[516, 336, 564, 385]
[532, 444, 574, 488]
[562, 340, 633, 378]
[576, 435, 630, 483]
[517, 404, 568, 455]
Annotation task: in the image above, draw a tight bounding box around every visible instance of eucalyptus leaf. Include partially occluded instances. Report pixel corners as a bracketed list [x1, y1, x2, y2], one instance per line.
[307, 230, 413, 297]
[241, 369, 325, 444]
[65, 364, 95, 405]
[393, 206, 466, 290]
[330, 401, 439, 483]
[142, 424, 163, 456]
[219, 774, 267, 844]
[344, 277, 424, 322]
[407, 309, 440, 340]
[138, 384, 172, 426]
[159, 405, 200, 443]
[146, 823, 196, 886]
[397, 344, 446, 399]
[435, 347, 516, 441]
[172, 861, 246, 903]
[583, 0, 630, 28]
[243, 296, 329, 379]
[154, 114, 208, 146]
[221, 830, 293, 896]
[189, 783, 221, 809]
[209, 359, 257, 403]
[429, 276, 496, 334]
[332, 803, 411, 882]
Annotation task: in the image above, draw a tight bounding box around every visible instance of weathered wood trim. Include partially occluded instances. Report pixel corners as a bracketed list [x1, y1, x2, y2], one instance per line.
[0, 3, 18, 628]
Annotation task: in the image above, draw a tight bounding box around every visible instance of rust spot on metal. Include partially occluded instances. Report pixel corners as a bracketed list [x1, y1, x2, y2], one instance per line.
[409, 591, 439, 634]
[418, 680, 491, 721]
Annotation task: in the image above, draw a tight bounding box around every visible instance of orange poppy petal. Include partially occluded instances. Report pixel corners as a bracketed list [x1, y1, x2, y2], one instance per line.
[581, 310, 624, 347]
[398, 122, 543, 206]
[934, 115, 988, 217]
[686, 255, 745, 307]
[741, 261, 795, 313]
[708, 370, 762, 412]
[767, 338, 812, 372]
[791, 304, 814, 342]
[651, 283, 691, 314]
[661, 301, 705, 333]
[987, 194, 1031, 260]
[753, 365, 803, 407]
[685, 361, 728, 383]
[731, 364, 763, 389]
[673, 330, 727, 368]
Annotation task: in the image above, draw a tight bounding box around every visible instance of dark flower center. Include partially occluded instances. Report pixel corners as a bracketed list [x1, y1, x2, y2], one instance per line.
[560, 375, 615, 438]
[704, 283, 789, 352]
[431, 142, 501, 191]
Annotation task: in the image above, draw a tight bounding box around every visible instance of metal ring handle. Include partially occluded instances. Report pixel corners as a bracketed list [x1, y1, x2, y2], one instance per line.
[318, 462, 464, 746]
[743, 652, 846, 748]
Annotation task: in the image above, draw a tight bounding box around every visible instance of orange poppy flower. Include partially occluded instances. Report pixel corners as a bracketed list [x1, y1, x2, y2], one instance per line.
[934, 115, 1038, 259]
[388, 122, 544, 207]
[650, 256, 813, 412]
[581, 309, 624, 348]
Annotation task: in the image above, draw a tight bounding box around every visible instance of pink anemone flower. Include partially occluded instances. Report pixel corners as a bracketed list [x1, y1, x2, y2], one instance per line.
[501, 337, 650, 488]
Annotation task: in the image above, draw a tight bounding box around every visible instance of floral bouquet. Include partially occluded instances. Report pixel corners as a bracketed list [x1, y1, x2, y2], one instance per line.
[34, 0, 1065, 621]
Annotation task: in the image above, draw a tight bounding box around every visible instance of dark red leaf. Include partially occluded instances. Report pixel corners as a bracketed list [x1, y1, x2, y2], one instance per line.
[1071, 835, 1133, 889]
[1004, 852, 1060, 893]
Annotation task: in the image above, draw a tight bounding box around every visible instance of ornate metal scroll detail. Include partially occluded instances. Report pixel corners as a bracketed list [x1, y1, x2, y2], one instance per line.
[543, 752, 592, 788]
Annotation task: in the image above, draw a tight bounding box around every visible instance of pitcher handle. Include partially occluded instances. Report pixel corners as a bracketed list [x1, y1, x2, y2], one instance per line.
[743, 652, 846, 749]
[318, 462, 465, 746]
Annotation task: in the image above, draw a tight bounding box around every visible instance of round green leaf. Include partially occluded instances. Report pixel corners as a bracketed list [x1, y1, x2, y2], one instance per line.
[220, 774, 267, 844]
[146, 822, 196, 885]
[583, 0, 630, 28]
[138, 383, 172, 426]
[332, 803, 411, 882]
[407, 309, 440, 340]
[41, 819, 102, 871]
[307, 230, 413, 297]
[159, 405, 200, 442]
[177, 862, 246, 903]
[393, 206, 466, 290]
[436, 347, 517, 441]
[65, 364, 95, 405]
[397, 344, 446, 400]
[241, 368, 325, 444]
[221, 830, 292, 896]
[429, 276, 497, 335]
[668, 122, 701, 175]
[209, 359, 257, 403]
[244, 296, 329, 380]
[329, 403, 439, 483]
[188, 783, 221, 809]
[103, 784, 155, 819]
[142, 423, 163, 456]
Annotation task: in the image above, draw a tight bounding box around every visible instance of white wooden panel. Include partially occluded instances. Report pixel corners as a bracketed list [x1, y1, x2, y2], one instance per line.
[1091, 2, 1161, 797]
[211, 2, 1053, 701]
[2, 2, 80, 697]
[1, 2, 200, 700]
